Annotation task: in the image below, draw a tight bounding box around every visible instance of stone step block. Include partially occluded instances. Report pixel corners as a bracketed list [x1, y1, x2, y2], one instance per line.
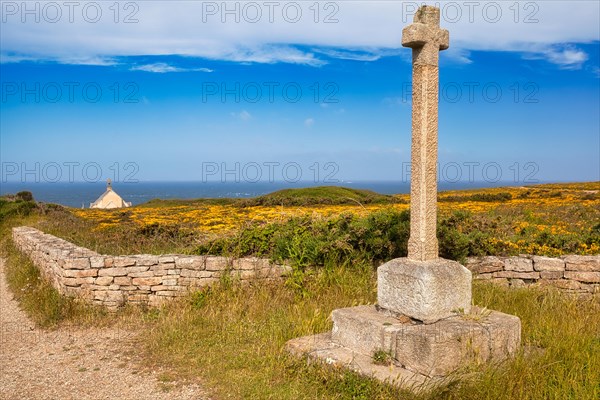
[332, 305, 407, 357]
[330, 305, 520, 377]
[286, 332, 431, 390]
[394, 308, 520, 376]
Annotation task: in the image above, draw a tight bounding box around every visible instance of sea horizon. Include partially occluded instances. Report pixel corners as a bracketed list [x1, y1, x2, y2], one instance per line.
[0, 180, 572, 208]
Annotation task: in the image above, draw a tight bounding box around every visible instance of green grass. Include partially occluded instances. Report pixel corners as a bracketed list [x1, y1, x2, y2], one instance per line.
[0, 207, 106, 327]
[3, 243, 85, 327]
[141, 263, 411, 399]
[466, 283, 600, 399]
[1, 234, 143, 328]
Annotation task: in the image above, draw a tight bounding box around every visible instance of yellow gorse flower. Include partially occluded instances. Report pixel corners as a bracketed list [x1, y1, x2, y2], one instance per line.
[69, 183, 600, 256]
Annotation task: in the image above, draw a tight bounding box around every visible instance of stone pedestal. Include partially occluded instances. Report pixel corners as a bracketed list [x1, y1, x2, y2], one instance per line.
[333, 305, 520, 377]
[287, 304, 521, 386]
[378, 258, 472, 323]
[286, 257, 521, 388]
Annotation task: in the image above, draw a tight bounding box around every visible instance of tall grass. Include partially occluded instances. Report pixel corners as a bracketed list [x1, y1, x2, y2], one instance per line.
[2, 241, 107, 327]
[140, 268, 600, 400]
[141, 263, 410, 399]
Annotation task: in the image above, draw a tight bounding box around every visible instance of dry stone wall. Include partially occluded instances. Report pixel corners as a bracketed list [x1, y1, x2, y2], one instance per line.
[466, 255, 600, 299]
[12, 227, 291, 309]
[13, 227, 599, 308]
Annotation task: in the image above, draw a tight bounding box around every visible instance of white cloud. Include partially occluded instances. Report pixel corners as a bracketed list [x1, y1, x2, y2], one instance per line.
[223, 45, 326, 66]
[231, 110, 252, 121]
[0, 1, 598, 67]
[130, 63, 213, 73]
[57, 56, 119, 66]
[312, 48, 396, 62]
[304, 118, 315, 127]
[0, 53, 117, 65]
[543, 47, 589, 70]
[522, 44, 590, 70]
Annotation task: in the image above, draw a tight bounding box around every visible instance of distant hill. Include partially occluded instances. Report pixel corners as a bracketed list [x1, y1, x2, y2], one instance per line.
[239, 186, 402, 207]
[139, 198, 238, 208]
[134, 182, 599, 208]
[136, 186, 401, 208]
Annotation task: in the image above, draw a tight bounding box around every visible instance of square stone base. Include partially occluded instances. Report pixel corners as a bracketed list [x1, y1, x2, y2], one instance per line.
[378, 257, 472, 323]
[287, 304, 520, 386]
[286, 332, 433, 390]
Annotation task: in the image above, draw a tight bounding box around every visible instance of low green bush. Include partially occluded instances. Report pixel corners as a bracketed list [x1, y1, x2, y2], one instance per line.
[440, 192, 513, 202]
[197, 208, 510, 266]
[199, 205, 595, 266]
[16, 190, 34, 202]
[0, 198, 37, 220]
[197, 208, 410, 267]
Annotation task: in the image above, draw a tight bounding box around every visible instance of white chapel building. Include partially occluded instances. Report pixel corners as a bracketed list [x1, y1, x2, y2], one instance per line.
[90, 179, 132, 209]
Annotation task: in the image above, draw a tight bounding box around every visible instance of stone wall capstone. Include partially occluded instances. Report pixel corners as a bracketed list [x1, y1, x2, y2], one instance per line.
[465, 255, 600, 299]
[12, 227, 291, 309]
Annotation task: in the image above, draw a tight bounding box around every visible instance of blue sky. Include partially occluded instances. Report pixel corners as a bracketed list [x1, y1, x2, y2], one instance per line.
[1, 1, 599, 184]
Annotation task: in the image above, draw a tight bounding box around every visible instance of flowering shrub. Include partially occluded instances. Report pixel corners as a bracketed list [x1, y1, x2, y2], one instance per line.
[55, 182, 600, 258]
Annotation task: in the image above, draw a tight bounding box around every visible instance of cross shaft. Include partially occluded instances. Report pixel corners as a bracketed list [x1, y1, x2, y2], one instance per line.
[402, 6, 449, 261]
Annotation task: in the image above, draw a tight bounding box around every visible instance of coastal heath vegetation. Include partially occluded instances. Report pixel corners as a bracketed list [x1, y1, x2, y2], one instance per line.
[1, 183, 598, 399]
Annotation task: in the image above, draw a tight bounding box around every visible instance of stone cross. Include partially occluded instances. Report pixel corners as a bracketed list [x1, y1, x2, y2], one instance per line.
[402, 6, 449, 262]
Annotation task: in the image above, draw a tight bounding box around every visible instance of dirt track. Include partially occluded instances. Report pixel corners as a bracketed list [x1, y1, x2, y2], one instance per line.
[0, 257, 209, 400]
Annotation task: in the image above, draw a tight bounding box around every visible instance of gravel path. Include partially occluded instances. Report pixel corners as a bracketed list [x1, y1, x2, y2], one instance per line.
[0, 257, 210, 400]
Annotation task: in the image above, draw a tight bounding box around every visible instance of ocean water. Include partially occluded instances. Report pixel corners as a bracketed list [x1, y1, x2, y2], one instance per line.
[1, 181, 520, 208]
